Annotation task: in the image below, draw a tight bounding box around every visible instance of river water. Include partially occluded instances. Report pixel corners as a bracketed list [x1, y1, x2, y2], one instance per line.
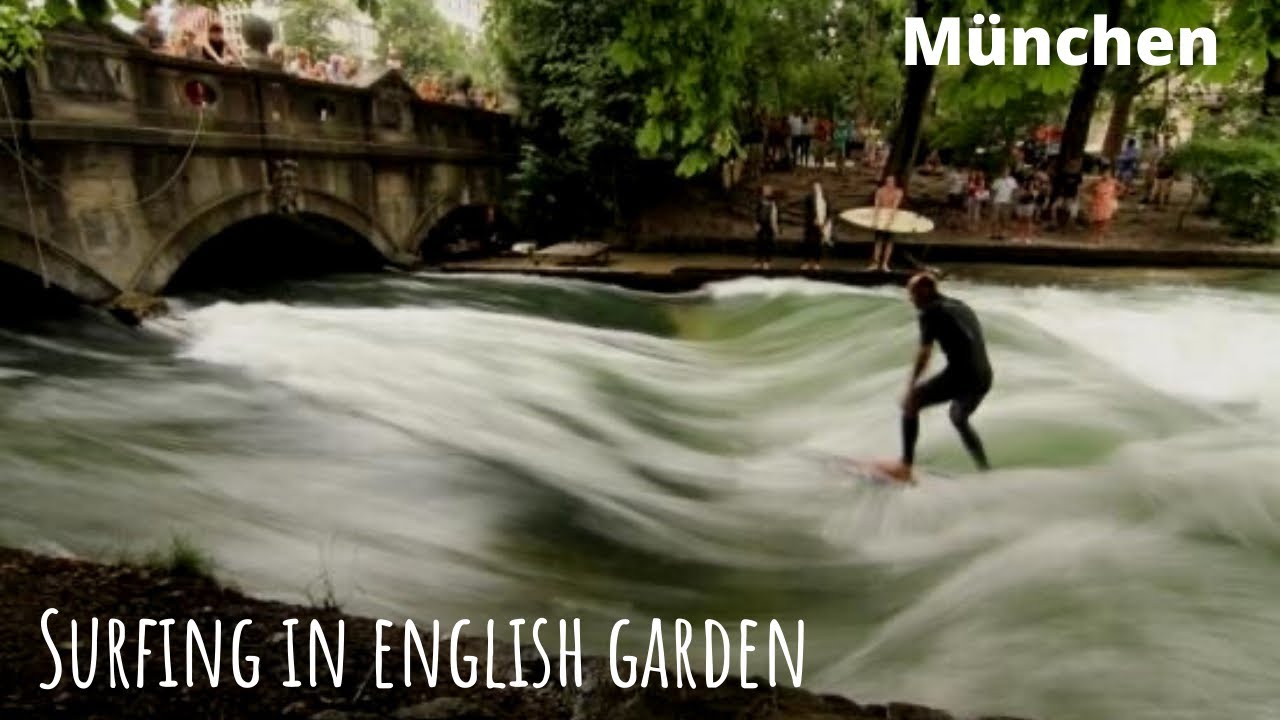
[3, 269, 1279, 719]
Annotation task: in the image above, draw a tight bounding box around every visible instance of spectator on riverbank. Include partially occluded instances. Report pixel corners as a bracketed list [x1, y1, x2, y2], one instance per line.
[1138, 138, 1161, 204]
[1152, 152, 1176, 208]
[944, 165, 967, 229]
[754, 185, 779, 271]
[1117, 138, 1139, 192]
[798, 114, 814, 169]
[788, 113, 804, 170]
[868, 175, 904, 271]
[813, 116, 832, 172]
[802, 181, 828, 271]
[1088, 169, 1120, 243]
[991, 168, 1018, 240]
[133, 8, 166, 51]
[1015, 180, 1038, 243]
[923, 149, 942, 175]
[834, 117, 853, 175]
[767, 116, 790, 171]
[966, 171, 989, 232]
[1051, 161, 1084, 229]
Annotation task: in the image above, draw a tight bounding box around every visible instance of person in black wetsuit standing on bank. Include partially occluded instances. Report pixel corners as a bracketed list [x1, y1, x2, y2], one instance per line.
[884, 272, 993, 481]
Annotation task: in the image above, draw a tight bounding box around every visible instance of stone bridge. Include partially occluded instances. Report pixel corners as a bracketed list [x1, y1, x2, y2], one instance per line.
[0, 24, 515, 305]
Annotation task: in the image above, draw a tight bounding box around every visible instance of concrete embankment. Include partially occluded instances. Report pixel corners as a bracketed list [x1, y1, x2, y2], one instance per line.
[624, 236, 1280, 270]
[439, 236, 1280, 293]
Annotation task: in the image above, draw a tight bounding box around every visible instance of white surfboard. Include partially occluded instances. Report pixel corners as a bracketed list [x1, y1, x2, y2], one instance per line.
[839, 207, 936, 235]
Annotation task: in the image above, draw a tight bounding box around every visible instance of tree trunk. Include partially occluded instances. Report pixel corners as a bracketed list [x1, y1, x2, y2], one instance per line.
[1055, 62, 1109, 174]
[1101, 67, 1142, 162]
[882, 0, 936, 192]
[884, 61, 937, 191]
[1264, 51, 1280, 117]
[1056, 0, 1122, 176]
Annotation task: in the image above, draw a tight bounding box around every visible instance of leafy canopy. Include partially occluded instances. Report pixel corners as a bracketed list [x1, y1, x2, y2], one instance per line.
[376, 0, 467, 80]
[0, 4, 49, 73]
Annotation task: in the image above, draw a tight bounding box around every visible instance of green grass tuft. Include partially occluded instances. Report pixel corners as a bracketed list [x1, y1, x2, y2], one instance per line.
[146, 534, 215, 579]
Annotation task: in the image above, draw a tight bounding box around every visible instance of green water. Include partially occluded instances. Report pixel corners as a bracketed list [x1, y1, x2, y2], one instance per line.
[2, 270, 1279, 719]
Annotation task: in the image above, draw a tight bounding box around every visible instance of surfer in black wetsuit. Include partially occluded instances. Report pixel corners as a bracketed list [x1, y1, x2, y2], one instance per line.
[885, 272, 993, 481]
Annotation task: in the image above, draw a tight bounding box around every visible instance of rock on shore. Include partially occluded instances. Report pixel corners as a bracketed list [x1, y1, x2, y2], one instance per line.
[0, 548, 1030, 720]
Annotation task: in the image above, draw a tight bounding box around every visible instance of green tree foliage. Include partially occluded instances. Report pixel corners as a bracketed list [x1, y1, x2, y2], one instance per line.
[0, 4, 49, 73]
[282, 0, 356, 59]
[1172, 120, 1280, 241]
[489, 0, 644, 237]
[747, 0, 904, 122]
[611, 0, 767, 177]
[375, 0, 468, 80]
[610, 0, 906, 177]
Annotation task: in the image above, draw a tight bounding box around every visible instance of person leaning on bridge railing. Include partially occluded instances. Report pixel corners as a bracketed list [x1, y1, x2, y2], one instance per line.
[168, 29, 203, 62]
[133, 8, 166, 51]
[198, 22, 242, 66]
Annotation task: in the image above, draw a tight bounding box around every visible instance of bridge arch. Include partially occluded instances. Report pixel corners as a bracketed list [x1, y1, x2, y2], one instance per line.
[131, 190, 406, 294]
[0, 223, 120, 302]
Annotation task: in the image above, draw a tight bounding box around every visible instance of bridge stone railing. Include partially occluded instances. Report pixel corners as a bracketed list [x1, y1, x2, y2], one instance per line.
[5, 23, 515, 161]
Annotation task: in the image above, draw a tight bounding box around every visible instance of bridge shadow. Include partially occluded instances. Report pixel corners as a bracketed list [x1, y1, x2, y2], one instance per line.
[0, 262, 83, 328]
[420, 204, 517, 263]
[166, 213, 390, 294]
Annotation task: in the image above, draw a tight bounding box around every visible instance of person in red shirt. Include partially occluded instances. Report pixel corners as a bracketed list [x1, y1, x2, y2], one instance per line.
[812, 117, 834, 173]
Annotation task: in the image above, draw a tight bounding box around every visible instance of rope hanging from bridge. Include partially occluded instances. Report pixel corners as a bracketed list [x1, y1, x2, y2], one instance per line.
[0, 99, 207, 212]
[0, 83, 206, 290]
[1, 80, 49, 289]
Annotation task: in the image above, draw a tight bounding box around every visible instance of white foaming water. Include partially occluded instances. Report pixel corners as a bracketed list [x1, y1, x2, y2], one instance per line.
[4, 274, 1280, 720]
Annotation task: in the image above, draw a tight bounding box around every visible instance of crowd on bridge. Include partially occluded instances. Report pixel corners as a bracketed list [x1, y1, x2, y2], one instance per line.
[130, 2, 504, 112]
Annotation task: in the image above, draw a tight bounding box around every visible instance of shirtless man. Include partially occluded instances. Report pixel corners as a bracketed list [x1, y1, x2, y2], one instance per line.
[868, 175, 904, 271]
[883, 272, 994, 481]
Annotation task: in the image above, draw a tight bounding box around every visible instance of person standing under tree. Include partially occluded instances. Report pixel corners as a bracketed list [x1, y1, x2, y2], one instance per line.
[1088, 169, 1120, 243]
[834, 116, 853, 175]
[813, 116, 833, 172]
[802, 182, 828, 271]
[990, 168, 1019, 240]
[754, 185, 779, 271]
[868, 175, 904, 271]
[788, 112, 804, 170]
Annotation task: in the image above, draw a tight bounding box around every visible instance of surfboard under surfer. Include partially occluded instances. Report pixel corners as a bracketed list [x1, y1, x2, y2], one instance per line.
[881, 272, 993, 482]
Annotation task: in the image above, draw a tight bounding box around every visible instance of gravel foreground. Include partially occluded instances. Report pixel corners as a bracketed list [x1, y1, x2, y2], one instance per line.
[0, 548, 1031, 720]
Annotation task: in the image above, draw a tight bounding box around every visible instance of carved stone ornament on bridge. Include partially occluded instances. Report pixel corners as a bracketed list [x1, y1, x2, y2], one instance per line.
[373, 86, 411, 131]
[46, 51, 125, 101]
[269, 159, 300, 214]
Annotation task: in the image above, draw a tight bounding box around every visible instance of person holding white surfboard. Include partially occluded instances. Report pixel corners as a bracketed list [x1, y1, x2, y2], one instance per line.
[802, 182, 828, 271]
[881, 272, 993, 483]
[867, 175, 904, 271]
